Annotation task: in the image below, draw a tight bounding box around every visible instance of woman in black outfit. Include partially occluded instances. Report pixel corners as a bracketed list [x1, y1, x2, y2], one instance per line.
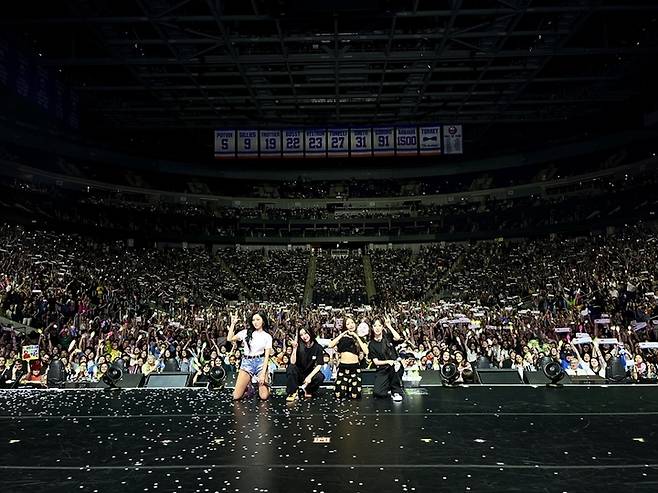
[368, 316, 404, 401]
[286, 326, 326, 402]
[328, 317, 369, 399]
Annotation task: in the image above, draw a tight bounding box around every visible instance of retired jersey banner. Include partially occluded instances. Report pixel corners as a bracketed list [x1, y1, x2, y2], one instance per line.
[443, 124, 463, 154]
[327, 128, 349, 157]
[282, 129, 304, 157]
[304, 128, 327, 157]
[396, 126, 418, 156]
[215, 124, 462, 159]
[372, 127, 395, 156]
[259, 129, 281, 157]
[237, 130, 258, 157]
[349, 127, 372, 157]
[419, 125, 441, 155]
[214, 130, 236, 159]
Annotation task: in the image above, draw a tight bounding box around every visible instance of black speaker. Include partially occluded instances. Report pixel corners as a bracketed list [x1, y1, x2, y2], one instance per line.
[525, 371, 573, 385]
[46, 359, 66, 388]
[272, 369, 287, 387]
[418, 370, 443, 386]
[475, 368, 523, 384]
[93, 373, 145, 388]
[144, 372, 189, 388]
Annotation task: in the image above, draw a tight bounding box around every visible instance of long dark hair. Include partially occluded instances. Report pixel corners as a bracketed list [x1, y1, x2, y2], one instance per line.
[299, 324, 316, 344]
[246, 310, 270, 351]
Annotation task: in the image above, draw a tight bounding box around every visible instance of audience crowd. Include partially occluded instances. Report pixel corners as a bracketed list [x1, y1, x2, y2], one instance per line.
[2, 223, 658, 389]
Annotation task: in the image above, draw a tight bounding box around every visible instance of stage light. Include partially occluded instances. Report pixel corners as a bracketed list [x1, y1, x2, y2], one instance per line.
[46, 358, 66, 388]
[101, 366, 123, 389]
[542, 361, 565, 386]
[475, 356, 492, 369]
[208, 365, 226, 390]
[440, 362, 458, 386]
[606, 357, 627, 382]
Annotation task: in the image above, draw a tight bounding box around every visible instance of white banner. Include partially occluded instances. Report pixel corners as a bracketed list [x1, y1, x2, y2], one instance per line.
[594, 318, 611, 324]
[304, 128, 326, 157]
[443, 124, 463, 154]
[396, 126, 418, 156]
[419, 125, 441, 155]
[597, 338, 619, 345]
[573, 335, 592, 344]
[327, 128, 349, 157]
[282, 129, 304, 157]
[372, 127, 395, 156]
[554, 327, 571, 333]
[237, 130, 258, 157]
[259, 129, 281, 157]
[639, 342, 658, 349]
[350, 127, 372, 156]
[214, 130, 236, 158]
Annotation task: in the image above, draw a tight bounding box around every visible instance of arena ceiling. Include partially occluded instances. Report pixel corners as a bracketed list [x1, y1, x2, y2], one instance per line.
[2, 0, 658, 156]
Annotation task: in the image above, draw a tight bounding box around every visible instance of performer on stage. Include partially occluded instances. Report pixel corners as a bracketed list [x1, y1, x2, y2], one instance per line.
[285, 326, 326, 402]
[368, 316, 404, 401]
[328, 317, 369, 399]
[227, 310, 273, 401]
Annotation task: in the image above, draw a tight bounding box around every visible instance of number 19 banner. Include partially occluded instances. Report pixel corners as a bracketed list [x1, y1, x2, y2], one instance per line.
[259, 130, 282, 157]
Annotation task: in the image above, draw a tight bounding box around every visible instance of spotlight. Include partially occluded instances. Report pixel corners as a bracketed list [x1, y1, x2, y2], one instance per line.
[605, 357, 627, 382]
[46, 358, 66, 388]
[440, 362, 459, 386]
[461, 368, 475, 384]
[475, 356, 492, 369]
[542, 361, 565, 386]
[208, 365, 226, 390]
[101, 366, 123, 389]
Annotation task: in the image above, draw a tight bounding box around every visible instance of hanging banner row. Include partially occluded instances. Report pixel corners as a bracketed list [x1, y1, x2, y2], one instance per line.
[214, 125, 462, 159]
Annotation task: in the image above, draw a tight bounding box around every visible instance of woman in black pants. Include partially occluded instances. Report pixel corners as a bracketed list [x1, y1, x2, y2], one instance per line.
[368, 316, 404, 401]
[328, 317, 369, 399]
[286, 326, 326, 402]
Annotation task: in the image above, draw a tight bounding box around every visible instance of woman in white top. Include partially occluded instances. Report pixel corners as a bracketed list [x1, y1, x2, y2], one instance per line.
[227, 310, 273, 401]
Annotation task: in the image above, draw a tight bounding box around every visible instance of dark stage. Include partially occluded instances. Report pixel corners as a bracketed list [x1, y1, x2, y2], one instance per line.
[1, 385, 657, 492]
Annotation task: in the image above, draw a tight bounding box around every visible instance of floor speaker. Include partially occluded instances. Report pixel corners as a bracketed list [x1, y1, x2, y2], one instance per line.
[524, 371, 572, 385]
[475, 368, 523, 384]
[93, 374, 145, 389]
[144, 372, 189, 388]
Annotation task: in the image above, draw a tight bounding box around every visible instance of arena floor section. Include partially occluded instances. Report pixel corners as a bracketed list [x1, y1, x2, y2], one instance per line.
[0, 386, 657, 492]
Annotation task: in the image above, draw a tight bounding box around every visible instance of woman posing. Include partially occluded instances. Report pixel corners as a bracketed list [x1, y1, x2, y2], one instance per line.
[328, 317, 369, 399]
[227, 310, 273, 401]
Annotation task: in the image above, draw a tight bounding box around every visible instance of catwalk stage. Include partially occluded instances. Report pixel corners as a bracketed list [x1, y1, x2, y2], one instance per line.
[1, 385, 657, 493]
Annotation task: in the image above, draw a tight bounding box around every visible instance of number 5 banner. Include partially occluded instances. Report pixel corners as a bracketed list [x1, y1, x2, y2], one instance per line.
[214, 130, 236, 159]
[327, 128, 349, 157]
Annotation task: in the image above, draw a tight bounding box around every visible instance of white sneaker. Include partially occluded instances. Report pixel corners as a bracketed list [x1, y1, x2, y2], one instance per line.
[392, 393, 403, 402]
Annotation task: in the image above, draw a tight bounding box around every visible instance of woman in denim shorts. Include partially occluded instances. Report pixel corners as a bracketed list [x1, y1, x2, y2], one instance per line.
[227, 310, 273, 400]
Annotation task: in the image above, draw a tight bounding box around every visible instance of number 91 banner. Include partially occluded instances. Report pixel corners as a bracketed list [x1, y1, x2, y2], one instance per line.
[214, 124, 461, 159]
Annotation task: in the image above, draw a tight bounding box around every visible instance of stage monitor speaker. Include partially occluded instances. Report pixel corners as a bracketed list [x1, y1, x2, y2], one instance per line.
[525, 371, 572, 385]
[419, 370, 443, 386]
[475, 369, 523, 384]
[144, 372, 189, 388]
[93, 374, 145, 389]
[272, 369, 287, 387]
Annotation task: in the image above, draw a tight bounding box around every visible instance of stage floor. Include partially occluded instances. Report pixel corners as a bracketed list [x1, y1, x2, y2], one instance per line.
[1, 385, 657, 492]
